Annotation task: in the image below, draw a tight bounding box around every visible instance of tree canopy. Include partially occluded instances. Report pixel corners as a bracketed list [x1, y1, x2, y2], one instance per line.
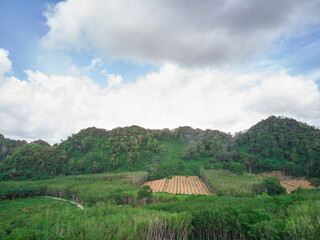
[1, 116, 319, 180]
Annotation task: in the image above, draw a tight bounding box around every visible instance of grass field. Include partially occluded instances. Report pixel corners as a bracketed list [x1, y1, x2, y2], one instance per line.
[0, 196, 191, 240]
[200, 169, 266, 197]
[1, 171, 320, 239]
[0, 172, 148, 206]
[143, 176, 211, 195]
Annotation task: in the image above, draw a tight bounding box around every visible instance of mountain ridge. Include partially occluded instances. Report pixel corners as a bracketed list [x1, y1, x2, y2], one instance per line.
[1, 116, 319, 180]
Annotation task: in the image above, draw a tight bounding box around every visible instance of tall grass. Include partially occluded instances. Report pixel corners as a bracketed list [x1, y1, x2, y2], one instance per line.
[200, 169, 266, 197]
[0, 172, 148, 206]
[0, 197, 191, 240]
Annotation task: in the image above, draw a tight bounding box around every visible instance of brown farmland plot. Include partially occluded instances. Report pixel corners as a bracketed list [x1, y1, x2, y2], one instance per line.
[143, 176, 211, 195]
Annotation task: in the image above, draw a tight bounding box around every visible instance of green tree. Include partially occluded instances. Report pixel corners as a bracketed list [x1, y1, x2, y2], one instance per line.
[263, 178, 286, 195]
[229, 162, 246, 175]
[138, 185, 153, 204]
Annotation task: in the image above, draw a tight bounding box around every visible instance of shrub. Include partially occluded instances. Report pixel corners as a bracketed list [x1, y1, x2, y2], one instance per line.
[138, 185, 153, 204]
[229, 162, 246, 175]
[263, 178, 286, 195]
[213, 162, 223, 170]
[309, 178, 320, 187]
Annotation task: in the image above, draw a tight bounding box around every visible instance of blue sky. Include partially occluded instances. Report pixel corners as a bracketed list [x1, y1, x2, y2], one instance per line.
[266, 23, 320, 76]
[0, 0, 52, 79]
[0, 0, 320, 143]
[0, 0, 157, 84]
[1, 0, 320, 82]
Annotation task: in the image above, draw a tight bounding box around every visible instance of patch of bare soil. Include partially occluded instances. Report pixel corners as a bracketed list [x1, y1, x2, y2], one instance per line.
[46, 196, 84, 210]
[260, 171, 319, 193]
[143, 176, 212, 195]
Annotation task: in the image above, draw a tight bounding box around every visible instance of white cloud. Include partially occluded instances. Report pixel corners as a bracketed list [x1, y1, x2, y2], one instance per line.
[85, 58, 102, 71]
[0, 49, 320, 143]
[68, 58, 104, 76]
[0, 49, 12, 79]
[41, 0, 320, 66]
[100, 68, 107, 75]
[245, 73, 320, 118]
[107, 74, 122, 89]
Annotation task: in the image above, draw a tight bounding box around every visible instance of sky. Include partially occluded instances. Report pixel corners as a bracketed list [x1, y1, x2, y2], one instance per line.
[0, 0, 320, 144]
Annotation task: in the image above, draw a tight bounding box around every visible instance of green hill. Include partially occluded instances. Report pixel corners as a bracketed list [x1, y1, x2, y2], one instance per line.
[0, 126, 230, 180]
[0, 134, 26, 160]
[233, 116, 320, 177]
[1, 116, 319, 181]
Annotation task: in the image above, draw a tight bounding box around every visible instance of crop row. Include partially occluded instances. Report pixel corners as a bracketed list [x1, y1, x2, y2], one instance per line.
[143, 176, 211, 195]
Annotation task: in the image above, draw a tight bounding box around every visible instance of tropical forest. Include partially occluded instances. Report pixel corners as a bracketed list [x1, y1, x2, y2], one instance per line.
[0, 116, 320, 239]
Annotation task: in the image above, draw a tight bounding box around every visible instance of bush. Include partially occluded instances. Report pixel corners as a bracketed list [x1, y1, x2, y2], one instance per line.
[263, 178, 286, 195]
[138, 185, 153, 204]
[309, 178, 320, 187]
[229, 162, 246, 175]
[204, 164, 214, 170]
[213, 162, 223, 170]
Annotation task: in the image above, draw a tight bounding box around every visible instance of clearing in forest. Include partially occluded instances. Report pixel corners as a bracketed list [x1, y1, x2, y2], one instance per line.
[260, 171, 319, 194]
[143, 176, 211, 195]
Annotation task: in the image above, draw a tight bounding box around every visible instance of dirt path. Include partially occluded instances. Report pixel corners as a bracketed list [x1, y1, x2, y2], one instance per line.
[46, 196, 84, 210]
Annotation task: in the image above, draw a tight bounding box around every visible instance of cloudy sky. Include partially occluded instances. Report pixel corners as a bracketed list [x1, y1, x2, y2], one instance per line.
[1, 0, 320, 143]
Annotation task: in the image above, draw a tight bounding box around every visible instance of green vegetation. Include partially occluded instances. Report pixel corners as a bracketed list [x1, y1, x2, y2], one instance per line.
[1, 116, 319, 239]
[0, 134, 25, 160]
[0, 172, 147, 206]
[0, 197, 191, 240]
[200, 169, 267, 197]
[1, 189, 319, 239]
[309, 177, 320, 187]
[138, 185, 153, 204]
[0, 126, 231, 181]
[1, 116, 320, 181]
[146, 190, 320, 240]
[233, 116, 320, 178]
[260, 177, 287, 196]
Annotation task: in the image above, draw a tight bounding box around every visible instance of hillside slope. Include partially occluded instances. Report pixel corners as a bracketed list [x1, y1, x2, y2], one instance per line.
[1, 116, 320, 180]
[0, 126, 230, 180]
[233, 116, 320, 177]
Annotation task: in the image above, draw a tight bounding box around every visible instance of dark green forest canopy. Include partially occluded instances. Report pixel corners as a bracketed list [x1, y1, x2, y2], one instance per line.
[233, 116, 320, 177]
[0, 116, 320, 180]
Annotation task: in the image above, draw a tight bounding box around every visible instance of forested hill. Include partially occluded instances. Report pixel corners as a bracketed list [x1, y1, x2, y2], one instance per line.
[233, 116, 320, 178]
[0, 134, 26, 161]
[0, 116, 320, 181]
[0, 126, 231, 180]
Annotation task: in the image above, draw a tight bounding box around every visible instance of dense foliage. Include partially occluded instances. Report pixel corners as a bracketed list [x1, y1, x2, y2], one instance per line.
[233, 116, 320, 177]
[0, 126, 230, 180]
[0, 197, 192, 240]
[0, 116, 320, 180]
[0, 134, 26, 159]
[1, 188, 319, 239]
[1, 116, 319, 239]
[146, 191, 320, 240]
[0, 172, 148, 206]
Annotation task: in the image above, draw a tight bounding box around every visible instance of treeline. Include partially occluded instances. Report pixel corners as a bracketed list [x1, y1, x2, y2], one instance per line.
[1, 116, 320, 180]
[0, 134, 25, 160]
[0, 126, 230, 180]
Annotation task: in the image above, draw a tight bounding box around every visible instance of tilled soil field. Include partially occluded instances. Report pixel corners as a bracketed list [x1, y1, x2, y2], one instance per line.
[143, 176, 211, 195]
